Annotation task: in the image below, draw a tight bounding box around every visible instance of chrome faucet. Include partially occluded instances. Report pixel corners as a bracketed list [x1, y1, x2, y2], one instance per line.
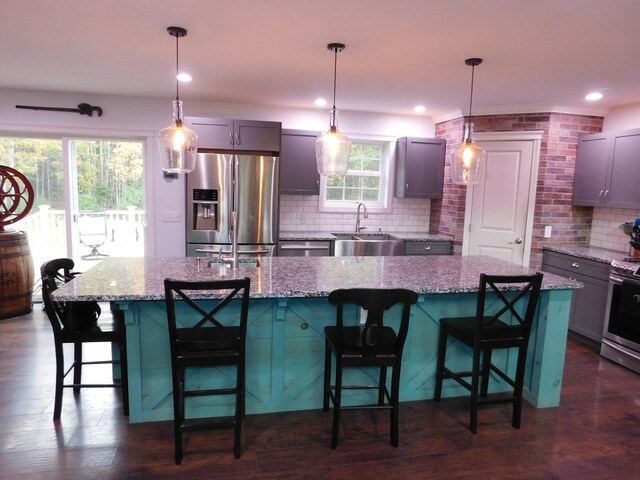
[355, 203, 369, 233]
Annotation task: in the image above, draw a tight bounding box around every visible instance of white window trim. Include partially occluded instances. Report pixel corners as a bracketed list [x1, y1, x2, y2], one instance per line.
[318, 137, 394, 214]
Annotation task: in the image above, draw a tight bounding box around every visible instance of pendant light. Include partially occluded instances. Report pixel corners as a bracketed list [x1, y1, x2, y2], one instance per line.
[316, 43, 351, 177]
[451, 58, 485, 185]
[156, 26, 198, 174]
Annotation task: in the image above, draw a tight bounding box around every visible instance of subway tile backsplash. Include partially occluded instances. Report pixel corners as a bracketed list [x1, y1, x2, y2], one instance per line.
[590, 207, 640, 253]
[279, 195, 431, 233]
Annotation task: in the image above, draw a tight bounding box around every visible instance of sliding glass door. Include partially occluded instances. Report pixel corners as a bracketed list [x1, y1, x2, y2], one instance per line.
[0, 136, 145, 282]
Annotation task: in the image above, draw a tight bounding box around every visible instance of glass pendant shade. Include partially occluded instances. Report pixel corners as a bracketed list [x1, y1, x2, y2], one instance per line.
[157, 100, 198, 173]
[316, 109, 351, 176]
[451, 123, 484, 185]
[317, 43, 351, 176]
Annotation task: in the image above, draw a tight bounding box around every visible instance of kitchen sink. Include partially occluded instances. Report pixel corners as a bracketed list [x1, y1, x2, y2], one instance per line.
[353, 233, 397, 241]
[331, 233, 403, 256]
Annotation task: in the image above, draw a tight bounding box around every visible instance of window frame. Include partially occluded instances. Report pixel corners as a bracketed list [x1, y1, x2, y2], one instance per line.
[318, 137, 394, 214]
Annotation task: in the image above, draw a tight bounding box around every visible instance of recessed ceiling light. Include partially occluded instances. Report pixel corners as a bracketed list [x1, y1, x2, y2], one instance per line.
[314, 98, 327, 106]
[585, 92, 603, 101]
[414, 105, 426, 113]
[177, 73, 192, 82]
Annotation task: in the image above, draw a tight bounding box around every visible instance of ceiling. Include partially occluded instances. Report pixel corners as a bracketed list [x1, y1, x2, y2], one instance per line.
[3, 0, 640, 119]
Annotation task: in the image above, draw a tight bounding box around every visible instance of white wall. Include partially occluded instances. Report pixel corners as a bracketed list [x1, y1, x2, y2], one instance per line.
[0, 88, 434, 256]
[602, 101, 640, 131]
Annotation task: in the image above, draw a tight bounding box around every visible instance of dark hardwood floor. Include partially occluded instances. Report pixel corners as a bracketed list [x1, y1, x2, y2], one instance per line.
[2, 305, 640, 479]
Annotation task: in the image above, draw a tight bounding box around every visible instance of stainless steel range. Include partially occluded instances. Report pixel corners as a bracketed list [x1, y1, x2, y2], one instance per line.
[600, 257, 640, 373]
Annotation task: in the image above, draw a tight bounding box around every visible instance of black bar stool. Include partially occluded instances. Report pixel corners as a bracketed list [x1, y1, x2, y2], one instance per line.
[164, 277, 250, 463]
[433, 272, 543, 433]
[323, 288, 418, 448]
[40, 258, 129, 420]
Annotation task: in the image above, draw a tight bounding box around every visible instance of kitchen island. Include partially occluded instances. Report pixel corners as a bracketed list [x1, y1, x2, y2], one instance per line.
[53, 255, 580, 423]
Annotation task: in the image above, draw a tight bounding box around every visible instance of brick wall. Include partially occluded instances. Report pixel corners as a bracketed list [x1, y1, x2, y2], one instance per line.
[434, 112, 604, 268]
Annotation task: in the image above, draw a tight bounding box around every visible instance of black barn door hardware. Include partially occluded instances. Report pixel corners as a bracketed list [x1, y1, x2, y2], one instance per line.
[15, 103, 103, 117]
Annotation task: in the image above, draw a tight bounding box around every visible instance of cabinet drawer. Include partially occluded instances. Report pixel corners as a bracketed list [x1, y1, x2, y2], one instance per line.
[404, 241, 451, 256]
[542, 251, 610, 280]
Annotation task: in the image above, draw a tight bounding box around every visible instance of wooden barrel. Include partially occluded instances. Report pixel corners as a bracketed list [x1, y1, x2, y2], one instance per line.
[0, 231, 35, 319]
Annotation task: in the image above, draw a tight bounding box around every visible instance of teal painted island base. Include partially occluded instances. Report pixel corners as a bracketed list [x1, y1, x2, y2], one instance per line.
[117, 289, 572, 423]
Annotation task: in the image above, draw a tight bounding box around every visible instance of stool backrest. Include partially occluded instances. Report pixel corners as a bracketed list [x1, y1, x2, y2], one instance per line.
[328, 288, 418, 356]
[164, 278, 251, 359]
[40, 258, 77, 333]
[475, 273, 544, 343]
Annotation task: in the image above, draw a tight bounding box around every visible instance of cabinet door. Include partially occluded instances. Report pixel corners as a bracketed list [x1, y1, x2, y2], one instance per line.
[607, 130, 640, 208]
[569, 273, 609, 342]
[395, 137, 445, 199]
[185, 117, 234, 150]
[542, 253, 609, 343]
[279, 129, 320, 195]
[234, 120, 281, 153]
[572, 133, 611, 206]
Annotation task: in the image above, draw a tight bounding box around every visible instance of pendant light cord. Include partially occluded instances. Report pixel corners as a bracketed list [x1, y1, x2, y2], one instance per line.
[332, 47, 338, 110]
[467, 64, 475, 122]
[175, 33, 180, 101]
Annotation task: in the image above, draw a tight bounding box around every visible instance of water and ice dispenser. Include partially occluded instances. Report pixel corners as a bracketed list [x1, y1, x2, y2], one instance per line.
[192, 188, 218, 231]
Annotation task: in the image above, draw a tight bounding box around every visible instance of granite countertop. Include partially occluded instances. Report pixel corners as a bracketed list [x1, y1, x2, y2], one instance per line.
[279, 231, 453, 242]
[543, 245, 628, 264]
[52, 255, 580, 302]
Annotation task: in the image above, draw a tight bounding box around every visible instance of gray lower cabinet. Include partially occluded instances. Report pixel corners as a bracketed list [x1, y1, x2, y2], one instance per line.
[542, 251, 609, 344]
[404, 240, 451, 255]
[277, 240, 332, 257]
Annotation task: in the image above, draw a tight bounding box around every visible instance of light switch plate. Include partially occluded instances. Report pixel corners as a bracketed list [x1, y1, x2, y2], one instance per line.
[544, 225, 552, 238]
[161, 211, 181, 222]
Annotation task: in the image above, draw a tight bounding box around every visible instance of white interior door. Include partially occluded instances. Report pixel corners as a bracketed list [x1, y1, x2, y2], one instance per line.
[463, 132, 542, 266]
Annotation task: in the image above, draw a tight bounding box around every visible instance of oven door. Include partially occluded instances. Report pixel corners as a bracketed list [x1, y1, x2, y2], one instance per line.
[602, 274, 640, 352]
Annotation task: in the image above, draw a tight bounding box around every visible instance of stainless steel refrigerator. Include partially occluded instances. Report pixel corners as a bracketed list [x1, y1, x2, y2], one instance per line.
[186, 153, 279, 257]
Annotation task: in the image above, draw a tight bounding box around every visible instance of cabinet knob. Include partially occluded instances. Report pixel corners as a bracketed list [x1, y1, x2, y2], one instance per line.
[229, 132, 234, 145]
[300, 322, 309, 330]
[405, 183, 409, 191]
[604, 189, 609, 199]
[235, 133, 241, 145]
[571, 262, 580, 268]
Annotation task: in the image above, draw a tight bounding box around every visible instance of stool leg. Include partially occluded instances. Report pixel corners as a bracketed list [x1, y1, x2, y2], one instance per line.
[512, 347, 527, 429]
[323, 339, 331, 412]
[331, 358, 342, 449]
[53, 341, 65, 420]
[73, 342, 83, 392]
[378, 366, 387, 406]
[390, 363, 401, 447]
[470, 347, 481, 434]
[234, 363, 244, 459]
[173, 371, 185, 464]
[480, 348, 492, 397]
[119, 340, 129, 416]
[433, 327, 448, 402]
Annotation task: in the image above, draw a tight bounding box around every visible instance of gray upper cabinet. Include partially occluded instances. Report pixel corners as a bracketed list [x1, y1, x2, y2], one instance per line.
[280, 129, 320, 195]
[573, 128, 640, 208]
[394, 137, 446, 199]
[185, 117, 282, 153]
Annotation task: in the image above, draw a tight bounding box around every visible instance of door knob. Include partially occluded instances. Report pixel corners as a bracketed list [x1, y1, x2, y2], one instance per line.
[509, 238, 523, 244]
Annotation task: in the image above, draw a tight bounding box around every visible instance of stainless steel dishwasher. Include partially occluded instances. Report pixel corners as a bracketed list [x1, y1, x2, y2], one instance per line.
[277, 240, 332, 257]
